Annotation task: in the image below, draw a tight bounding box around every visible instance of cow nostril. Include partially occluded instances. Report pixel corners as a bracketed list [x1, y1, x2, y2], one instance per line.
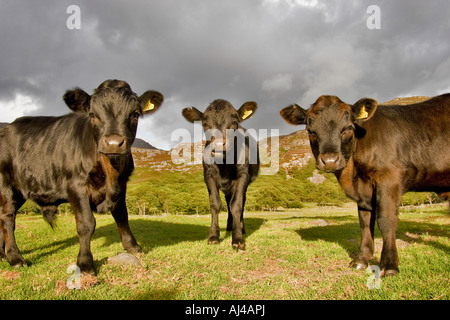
[319, 154, 340, 167]
[101, 135, 127, 154]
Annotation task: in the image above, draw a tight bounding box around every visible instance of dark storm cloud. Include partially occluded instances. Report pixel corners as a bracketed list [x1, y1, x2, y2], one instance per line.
[0, 0, 449, 149]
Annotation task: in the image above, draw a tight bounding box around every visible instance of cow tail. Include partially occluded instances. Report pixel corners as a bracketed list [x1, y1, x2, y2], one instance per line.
[42, 205, 58, 229]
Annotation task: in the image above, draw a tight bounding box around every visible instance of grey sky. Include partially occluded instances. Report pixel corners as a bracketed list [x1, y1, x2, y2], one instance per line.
[1, 0, 449, 149]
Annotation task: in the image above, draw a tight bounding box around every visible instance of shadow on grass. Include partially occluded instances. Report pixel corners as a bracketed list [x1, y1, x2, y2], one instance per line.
[297, 216, 450, 261]
[20, 216, 265, 267]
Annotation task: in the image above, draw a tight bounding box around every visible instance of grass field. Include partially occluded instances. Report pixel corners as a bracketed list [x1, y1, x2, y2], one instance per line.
[0, 203, 448, 300]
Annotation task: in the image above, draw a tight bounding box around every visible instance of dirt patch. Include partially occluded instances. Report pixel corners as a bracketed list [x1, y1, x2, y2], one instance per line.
[1, 270, 20, 280]
[54, 273, 100, 294]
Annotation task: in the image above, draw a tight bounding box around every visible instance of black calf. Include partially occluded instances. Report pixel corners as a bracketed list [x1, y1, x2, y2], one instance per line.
[0, 79, 164, 273]
[182, 99, 259, 249]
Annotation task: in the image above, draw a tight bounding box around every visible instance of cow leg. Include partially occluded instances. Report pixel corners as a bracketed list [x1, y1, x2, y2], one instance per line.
[0, 224, 4, 261]
[229, 174, 249, 250]
[376, 182, 401, 276]
[226, 193, 246, 234]
[69, 188, 96, 274]
[350, 208, 375, 270]
[0, 191, 26, 267]
[111, 190, 141, 253]
[241, 194, 246, 235]
[206, 178, 221, 244]
[225, 194, 233, 232]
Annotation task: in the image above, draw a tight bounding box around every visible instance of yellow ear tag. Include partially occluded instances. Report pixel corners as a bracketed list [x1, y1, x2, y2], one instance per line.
[143, 101, 155, 112]
[242, 109, 253, 119]
[357, 106, 368, 119]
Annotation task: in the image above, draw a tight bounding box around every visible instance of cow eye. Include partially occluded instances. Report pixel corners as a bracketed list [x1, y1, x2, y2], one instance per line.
[132, 111, 141, 119]
[307, 130, 317, 139]
[341, 126, 354, 135]
[89, 112, 101, 124]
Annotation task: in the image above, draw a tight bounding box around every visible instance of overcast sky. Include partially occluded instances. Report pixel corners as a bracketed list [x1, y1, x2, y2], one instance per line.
[0, 0, 449, 150]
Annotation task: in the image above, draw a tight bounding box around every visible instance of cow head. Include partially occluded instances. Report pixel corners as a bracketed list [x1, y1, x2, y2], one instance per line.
[182, 99, 257, 158]
[280, 95, 377, 172]
[63, 79, 164, 156]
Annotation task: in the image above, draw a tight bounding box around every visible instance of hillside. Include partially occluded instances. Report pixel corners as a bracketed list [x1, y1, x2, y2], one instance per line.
[131, 130, 314, 177]
[382, 96, 430, 105]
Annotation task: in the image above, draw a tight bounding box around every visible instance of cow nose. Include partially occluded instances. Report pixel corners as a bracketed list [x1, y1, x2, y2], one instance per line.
[99, 134, 127, 154]
[213, 138, 227, 149]
[318, 153, 340, 172]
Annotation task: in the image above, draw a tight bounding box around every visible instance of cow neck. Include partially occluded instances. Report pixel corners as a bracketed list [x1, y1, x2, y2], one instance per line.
[97, 153, 121, 208]
[334, 157, 358, 200]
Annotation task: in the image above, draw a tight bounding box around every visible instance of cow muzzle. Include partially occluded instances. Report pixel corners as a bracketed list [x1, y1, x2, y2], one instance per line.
[210, 138, 227, 158]
[99, 134, 127, 155]
[317, 153, 345, 172]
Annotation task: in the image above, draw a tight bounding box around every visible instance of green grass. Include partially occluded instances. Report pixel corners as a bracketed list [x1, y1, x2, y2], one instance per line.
[1, 203, 448, 300]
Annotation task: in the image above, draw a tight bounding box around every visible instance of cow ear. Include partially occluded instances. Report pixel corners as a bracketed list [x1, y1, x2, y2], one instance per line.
[182, 107, 203, 123]
[63, 88, 91, 113]
[352, 98, 377, 121]
[238, 101, 257, 122]
[280, 104, 307, 125]
[139, 91, 164, 114]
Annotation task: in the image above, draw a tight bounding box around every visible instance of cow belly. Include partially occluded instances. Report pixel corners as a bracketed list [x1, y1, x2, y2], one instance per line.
[28, 190, 68, 206]
[406, 169, 450, 193]
[15, 175, 68, 205]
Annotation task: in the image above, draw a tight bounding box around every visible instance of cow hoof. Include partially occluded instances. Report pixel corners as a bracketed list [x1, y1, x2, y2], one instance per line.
[349, 259, 367, 270]
[79, 265, 96, 276]
[7, 253, 26, 267]
[126, 245, 142, 254]
[208, 239, 220, 245]
[77, 256, 96, 275]
[232, 242, 245, 251]
[355, 263, 366, 270]
[382, 269, 399, 277]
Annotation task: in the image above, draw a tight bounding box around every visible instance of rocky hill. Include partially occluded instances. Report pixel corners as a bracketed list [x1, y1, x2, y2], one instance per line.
[132, 130, 313, 176]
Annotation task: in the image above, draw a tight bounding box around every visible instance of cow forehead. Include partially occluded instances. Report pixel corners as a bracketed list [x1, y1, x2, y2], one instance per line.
[91, 89, 139, 115]
[204, 100, 238, 120]
[307, 96, 352, 124]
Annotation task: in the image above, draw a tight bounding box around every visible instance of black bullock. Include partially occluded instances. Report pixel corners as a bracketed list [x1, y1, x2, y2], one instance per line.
[182, 99, 259, 250]
[0, 80, 164, 274]
[281, 94, 450, 275]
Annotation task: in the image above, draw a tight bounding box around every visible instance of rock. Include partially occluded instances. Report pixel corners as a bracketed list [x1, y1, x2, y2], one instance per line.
[308, 170, 326, 185]
[107, 253, 141, 267]
[309, 219, 331, 227]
